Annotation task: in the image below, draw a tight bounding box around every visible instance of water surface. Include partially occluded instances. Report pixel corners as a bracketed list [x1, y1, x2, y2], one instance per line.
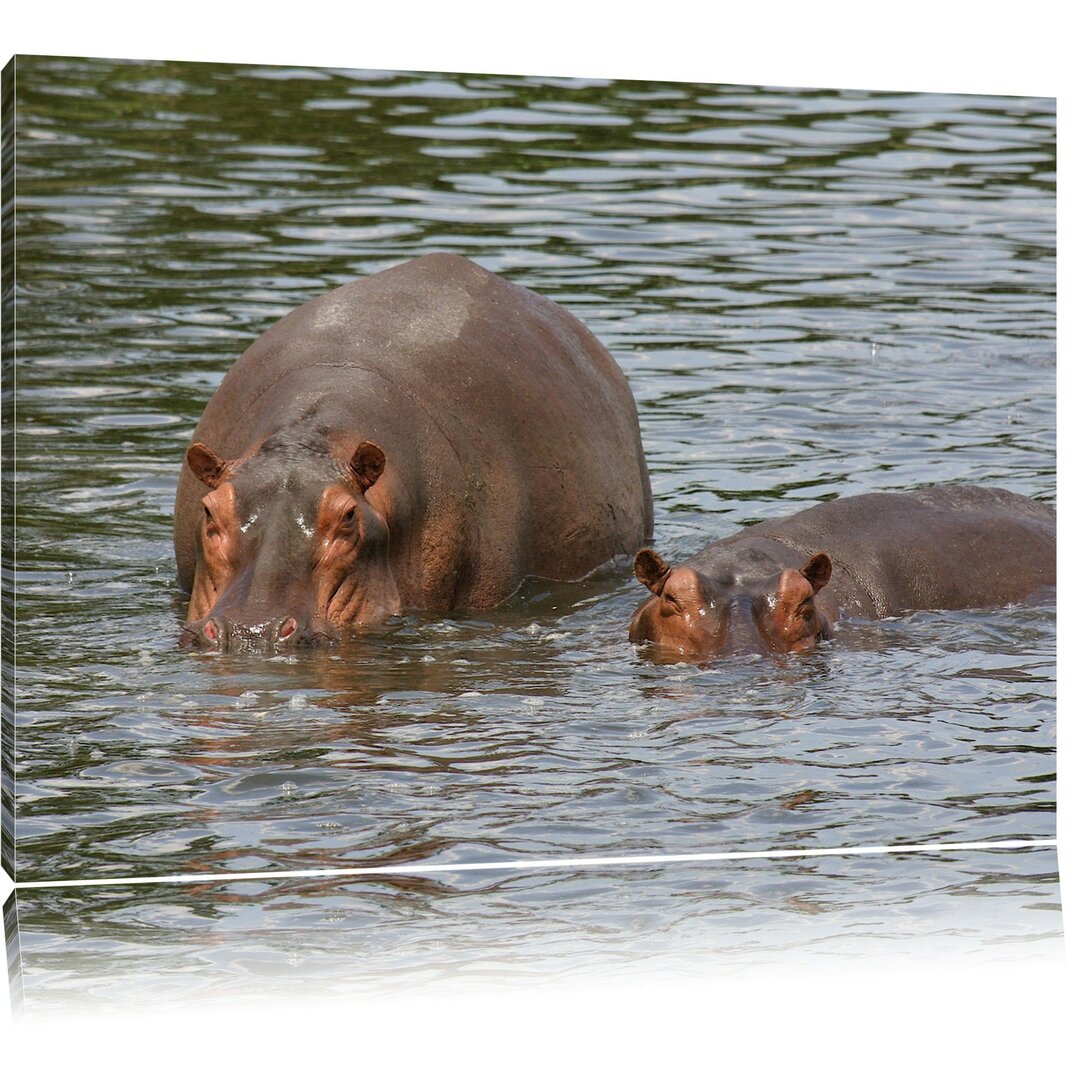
[11, 58, 1056, 882]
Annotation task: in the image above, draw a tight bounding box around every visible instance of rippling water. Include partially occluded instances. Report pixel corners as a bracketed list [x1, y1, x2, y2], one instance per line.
[10, 58, 1055, 887]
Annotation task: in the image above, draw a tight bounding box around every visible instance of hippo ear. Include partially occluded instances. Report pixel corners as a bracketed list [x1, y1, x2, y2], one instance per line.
[350, 441, 386, 493]
[634, 548, 672, 595]
[800, 552, 832, 594]
[186, 442, 229, 489]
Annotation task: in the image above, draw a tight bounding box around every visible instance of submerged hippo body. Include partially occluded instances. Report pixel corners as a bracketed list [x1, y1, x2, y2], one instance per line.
[629, 485, 1055, 660]
[174, 253, 653, 648]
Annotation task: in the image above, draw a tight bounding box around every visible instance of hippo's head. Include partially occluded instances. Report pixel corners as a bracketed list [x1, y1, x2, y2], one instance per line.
[180, 433, 400, 651]
[628, 548, 834, 660]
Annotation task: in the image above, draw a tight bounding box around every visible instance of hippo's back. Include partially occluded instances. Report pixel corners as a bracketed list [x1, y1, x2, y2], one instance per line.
[740, 485, 1054, 615]
[201, 253, 637, 437]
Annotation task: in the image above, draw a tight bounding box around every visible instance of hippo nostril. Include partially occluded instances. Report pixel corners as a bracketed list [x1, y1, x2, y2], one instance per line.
[182, 617, 224, 650]
[277, 617, 298, 641]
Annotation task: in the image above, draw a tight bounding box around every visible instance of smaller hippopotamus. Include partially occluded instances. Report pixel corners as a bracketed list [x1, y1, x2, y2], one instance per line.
[629, 485, 1055, 661]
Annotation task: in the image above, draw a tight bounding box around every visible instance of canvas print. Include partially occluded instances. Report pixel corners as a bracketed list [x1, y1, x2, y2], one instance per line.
[0, 56, 1058, 1011]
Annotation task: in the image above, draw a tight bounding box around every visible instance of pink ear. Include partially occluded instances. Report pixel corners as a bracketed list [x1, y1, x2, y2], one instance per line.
[634, 548, 672, 595]
[186, 443, 229, 489]
[350, 441, 386, 493]
[800, 552, 832, 594]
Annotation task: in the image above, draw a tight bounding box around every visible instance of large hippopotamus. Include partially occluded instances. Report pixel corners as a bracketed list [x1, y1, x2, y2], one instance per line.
[629, 485, 1055, 660]
[174, 253, 653, 649]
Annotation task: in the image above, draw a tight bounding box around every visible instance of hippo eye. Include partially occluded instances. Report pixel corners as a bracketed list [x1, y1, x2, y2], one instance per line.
[341, 506, 356, 527]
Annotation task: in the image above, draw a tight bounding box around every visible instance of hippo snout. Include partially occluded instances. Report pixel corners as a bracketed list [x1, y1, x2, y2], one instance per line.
[180, 613, 335, 651]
